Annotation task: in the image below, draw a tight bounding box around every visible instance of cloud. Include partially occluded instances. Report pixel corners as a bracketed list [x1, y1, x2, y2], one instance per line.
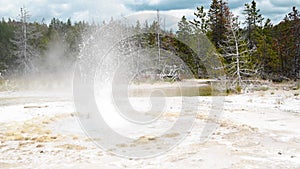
[255, 0, 296, 24]
[126, 0, 203, 11]
[226, 0, 298, 25]
[49, 3, 71, 17]
[269, 0, 300, 7]
[0, 0, 298, 26]
[0, 0, 132, 23]
[72, 10, 90, 22]
[228, 0, 249, 8]
[124, 9, 195, 31]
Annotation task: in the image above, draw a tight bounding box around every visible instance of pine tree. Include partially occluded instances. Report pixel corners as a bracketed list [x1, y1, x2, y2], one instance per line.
[275, 6, 300, 79]
[207, 0, 231, 49]
[176, 16, 192, 43]
[190, 6, 208, 34]
[287, 7, 300, 78]
[0, 19, 15, 75]
[144, 20, 149, 31]
[176, 16, 199, 77]
[255, 18, 279, 78]
[135, 20, 141, 33]
[243, 0, 264, 49]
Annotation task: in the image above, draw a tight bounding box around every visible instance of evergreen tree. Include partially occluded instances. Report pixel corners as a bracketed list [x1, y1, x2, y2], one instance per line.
[274, 6, 300, 79]
[190, 6, 208, 34]
[135, 20, 141, 33]
[207, 0, 231, 48]
[144, 20, 149, 31]
[0, 19, 15, 75]
[243, 0, 264, 49]
[255, 18, 279, 78]
[176, 16, 192, 43]
[286, 7, 300, 78]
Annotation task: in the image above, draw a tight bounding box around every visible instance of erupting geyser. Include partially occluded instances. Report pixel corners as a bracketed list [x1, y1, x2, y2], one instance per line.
[73, 13, 225, 158]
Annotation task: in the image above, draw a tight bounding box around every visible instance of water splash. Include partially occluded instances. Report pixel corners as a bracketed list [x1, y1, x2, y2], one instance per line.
[73, 13, 226, 158]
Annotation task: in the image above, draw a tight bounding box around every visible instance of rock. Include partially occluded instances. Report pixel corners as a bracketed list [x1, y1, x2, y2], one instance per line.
[146, 135, 156, 141]
[136, 135, 157, 143]
[50, 136, 57, 140]
[24, 105, 48, 109]
[36, 144, 44, 148]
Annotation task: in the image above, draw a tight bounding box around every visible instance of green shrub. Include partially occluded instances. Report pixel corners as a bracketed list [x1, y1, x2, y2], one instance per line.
[236, 85, 242, 93]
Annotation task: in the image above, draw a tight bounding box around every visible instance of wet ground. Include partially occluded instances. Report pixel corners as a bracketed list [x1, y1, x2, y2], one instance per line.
[0, 84, 299, 168]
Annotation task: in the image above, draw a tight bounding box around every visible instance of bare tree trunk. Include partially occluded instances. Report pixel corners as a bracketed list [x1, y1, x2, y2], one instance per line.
[157, 9, 161, 65]
[11, 7, 41, 74]
[220, 14, 258, 92]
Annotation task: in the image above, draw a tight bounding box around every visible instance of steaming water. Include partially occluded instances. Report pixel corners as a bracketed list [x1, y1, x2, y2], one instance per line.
[91, 46, 184, 138]
[71, 13, 227, 157]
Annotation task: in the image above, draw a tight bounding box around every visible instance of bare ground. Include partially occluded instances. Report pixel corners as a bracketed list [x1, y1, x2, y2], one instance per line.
[0, 83, 299, 169]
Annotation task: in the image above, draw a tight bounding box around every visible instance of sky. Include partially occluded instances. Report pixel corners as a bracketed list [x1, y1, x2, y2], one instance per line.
[0, 0, 299, 28]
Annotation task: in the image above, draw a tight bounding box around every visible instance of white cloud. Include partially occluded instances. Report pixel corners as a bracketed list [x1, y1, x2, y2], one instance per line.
[72, 10, 90, 22]
[49, 3, 71, 17]
[269, 0, 300, 7]
[0, 0, 297, 25]
[228, 0, 296, 25]
[256, 0, 293, 24]
[148, 0, 160, 5]
[28, 0, 47, 3]
[123, 9, 195, 31]
[231, 6, 245, 22]
[0, 0, 21, 20]
[67, 0, 132, 22]
[161, 9, 195, 19]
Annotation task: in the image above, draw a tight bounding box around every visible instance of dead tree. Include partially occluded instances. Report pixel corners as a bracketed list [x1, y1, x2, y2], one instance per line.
[220, 14, 258, 92]
[11, 7, 41, 74]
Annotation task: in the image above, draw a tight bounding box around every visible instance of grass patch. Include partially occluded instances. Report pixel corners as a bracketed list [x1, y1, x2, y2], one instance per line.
[236, 85, 242, 93]
[198, 85, 213, 96]
[254, 85, 269, 91]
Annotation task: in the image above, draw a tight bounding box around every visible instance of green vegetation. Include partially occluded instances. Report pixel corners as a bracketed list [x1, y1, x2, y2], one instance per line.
[176, 0, 299, 91]
[197, 85, 213, 96]
[0, 1, 299, 86]
[254, 85, 269, 91]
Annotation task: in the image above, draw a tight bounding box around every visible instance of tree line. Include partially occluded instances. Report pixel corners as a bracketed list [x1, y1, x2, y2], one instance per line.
[0, 9, 88, 77]
[0, 1, 299, 84]
[177, 0, 300, 83]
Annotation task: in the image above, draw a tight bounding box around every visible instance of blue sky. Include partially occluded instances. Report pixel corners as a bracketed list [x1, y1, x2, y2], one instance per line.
[0, 0, 299, 27]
